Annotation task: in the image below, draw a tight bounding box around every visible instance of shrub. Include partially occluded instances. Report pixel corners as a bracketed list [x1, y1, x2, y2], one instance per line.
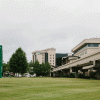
[69, 73, 75, 78]
[89, 71, 96, 78]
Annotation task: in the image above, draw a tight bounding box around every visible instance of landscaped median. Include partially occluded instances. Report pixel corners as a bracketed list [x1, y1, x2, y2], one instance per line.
[0, 77, 100, 100]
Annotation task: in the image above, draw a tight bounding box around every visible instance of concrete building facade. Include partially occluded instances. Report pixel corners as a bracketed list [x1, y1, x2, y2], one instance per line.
[32, 48, 56, 66]
[51, 38, 100, 79]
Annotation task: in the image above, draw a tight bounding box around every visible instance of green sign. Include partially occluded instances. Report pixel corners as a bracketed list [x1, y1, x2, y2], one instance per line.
[0, 45, 2, 78]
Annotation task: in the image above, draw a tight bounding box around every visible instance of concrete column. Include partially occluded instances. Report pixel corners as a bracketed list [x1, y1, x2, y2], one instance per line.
[93, 60, 95, 66]
[75, 70, 78, 78]
[70, 67, 72, 73]
[88, 69, 90, 76]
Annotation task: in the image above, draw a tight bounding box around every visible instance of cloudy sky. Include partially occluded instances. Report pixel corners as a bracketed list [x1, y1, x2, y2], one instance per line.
[0, 0, 100, 63]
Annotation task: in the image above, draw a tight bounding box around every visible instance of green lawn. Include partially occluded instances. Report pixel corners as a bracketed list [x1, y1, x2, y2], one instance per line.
[0, 77, 100, 100]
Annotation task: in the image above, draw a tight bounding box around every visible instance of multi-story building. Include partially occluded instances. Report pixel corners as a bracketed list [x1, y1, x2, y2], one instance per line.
[32, 48, 56, 66]
[32, 48, 71, 67]
[52, 38, 100, 79]
[72, 38, 100, 58]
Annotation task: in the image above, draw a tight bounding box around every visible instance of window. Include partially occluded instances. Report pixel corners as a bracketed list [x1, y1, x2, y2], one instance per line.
[88, 43, 99, 47]
[74, 43, 99, 54]
[74, 44, 88, 54]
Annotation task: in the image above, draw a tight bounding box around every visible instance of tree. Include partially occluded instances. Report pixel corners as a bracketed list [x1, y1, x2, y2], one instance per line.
[2, 63, 7, 72]
[7, 62, 11, 72]
[33, 60, 41, 76]
[28, 60, 34, 75]
[41, 63, 46, 76]
[9, 53, 17, 76]
[45, 62, 51, 76]
[9, 47, 28, 77]
[33, 61, 51, 76]
[29, 60, 34, 67]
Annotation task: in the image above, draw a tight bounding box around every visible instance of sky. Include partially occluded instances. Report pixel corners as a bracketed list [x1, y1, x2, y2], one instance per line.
[0, 0, 100, 63]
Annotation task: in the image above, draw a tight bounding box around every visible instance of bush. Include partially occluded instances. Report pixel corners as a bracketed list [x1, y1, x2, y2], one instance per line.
[69, 73, 75, 78]
[78, 73, 90, 79]
[89, 71, 96, 78]
[60, 74, 69, 77]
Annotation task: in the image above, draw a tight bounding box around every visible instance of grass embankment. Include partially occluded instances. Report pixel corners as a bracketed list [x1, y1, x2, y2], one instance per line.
[0, 77, 100, 100]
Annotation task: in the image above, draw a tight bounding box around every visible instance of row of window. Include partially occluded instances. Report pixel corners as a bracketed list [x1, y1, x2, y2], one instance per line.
[50, 54, 54, 56]
[50, 60, 54, 62]
[50, 57, 54, 59]
[75, 43, 99, 54]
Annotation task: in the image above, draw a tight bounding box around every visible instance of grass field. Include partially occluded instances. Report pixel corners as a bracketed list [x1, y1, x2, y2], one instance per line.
[0, 77, 100, 100]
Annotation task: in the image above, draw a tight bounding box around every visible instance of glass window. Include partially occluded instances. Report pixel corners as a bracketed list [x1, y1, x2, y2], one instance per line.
[74, 43, 99, 54]
[88, 43, 99, 47]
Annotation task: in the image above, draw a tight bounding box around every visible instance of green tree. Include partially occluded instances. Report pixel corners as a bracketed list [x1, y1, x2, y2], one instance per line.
[9, 53, 17, 76]
[7, 62, 11, 72]
[41, 63, 46, 76]
[28, 60, 34, 75]
[45, 62, 51, 76]
[33, 60, 41, 76]
[29, 60, 34, 67]
[9, 47, 28, 77]
[33, 61, 51, 76]
[2, 63, 7, 72]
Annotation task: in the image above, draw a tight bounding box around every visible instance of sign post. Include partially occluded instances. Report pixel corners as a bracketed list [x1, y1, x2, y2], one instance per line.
[0, 45, 2, 78]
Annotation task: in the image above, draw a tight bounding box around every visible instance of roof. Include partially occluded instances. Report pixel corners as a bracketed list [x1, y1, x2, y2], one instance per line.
[32, 48, 56, 54]
[71, 38, 100, 53]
